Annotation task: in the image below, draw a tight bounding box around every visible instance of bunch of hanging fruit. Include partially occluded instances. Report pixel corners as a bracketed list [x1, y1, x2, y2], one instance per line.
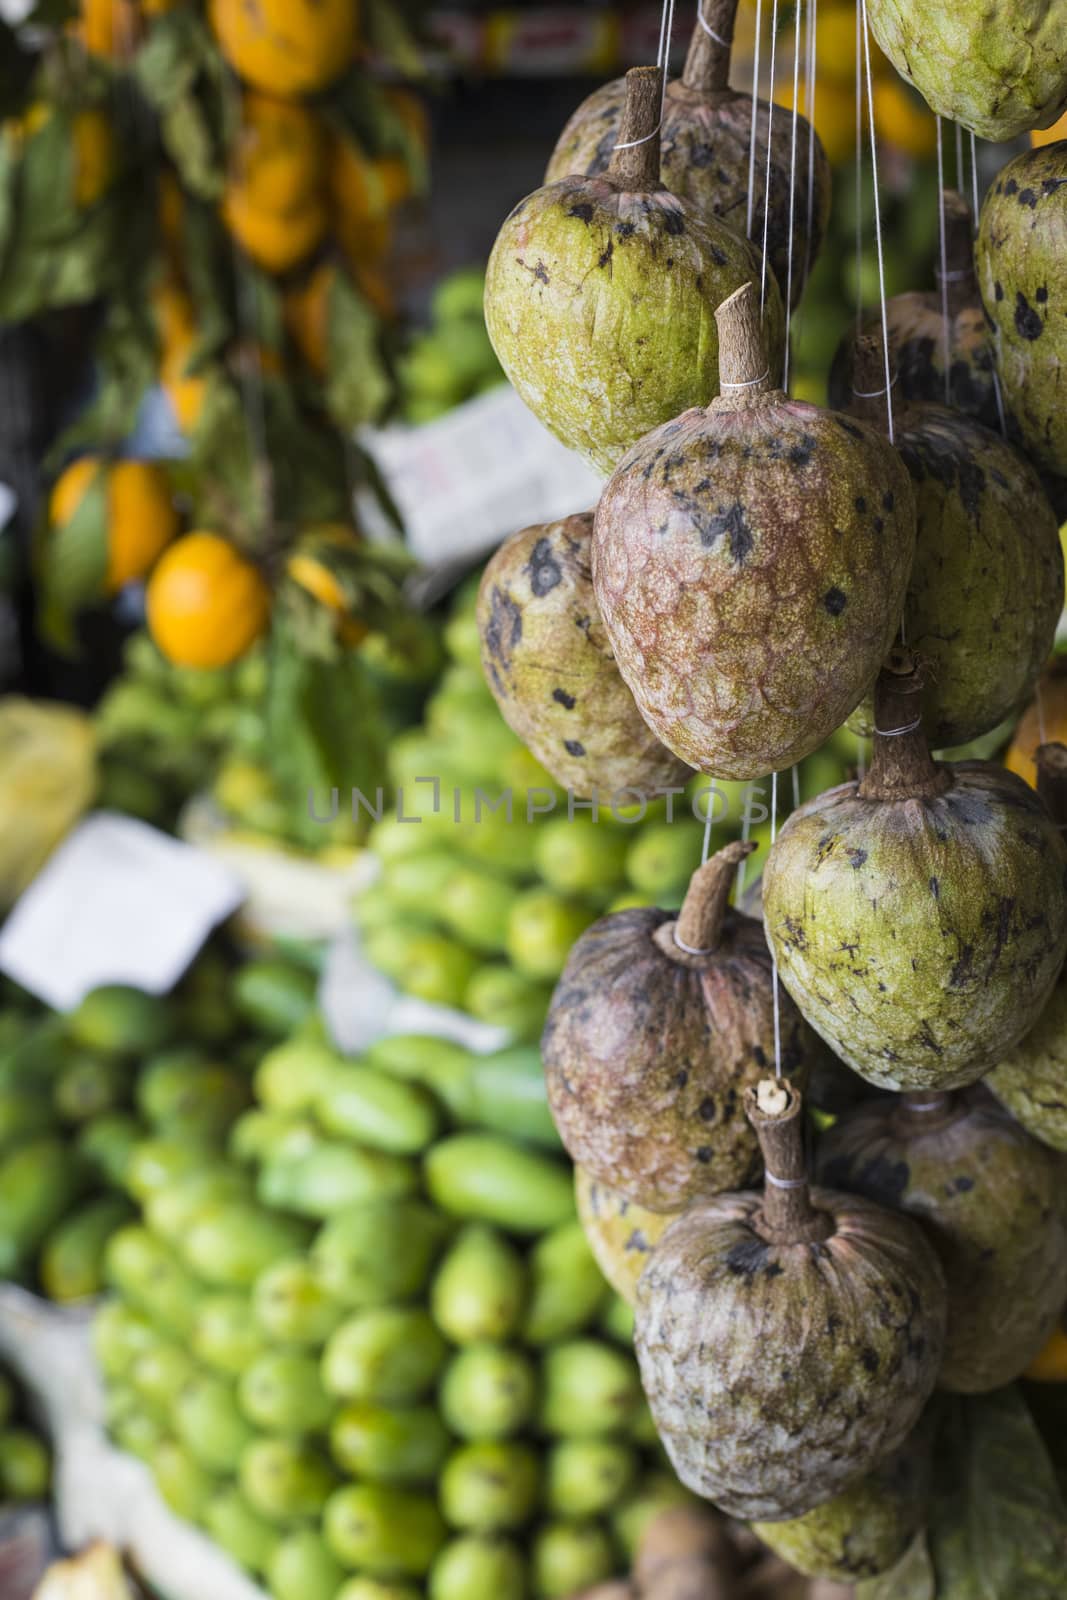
[479, 0, 1067, 1589]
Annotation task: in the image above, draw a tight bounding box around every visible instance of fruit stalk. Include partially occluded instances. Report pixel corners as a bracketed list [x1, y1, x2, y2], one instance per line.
[681, 0, 739, 95]
[713, 283, 775, 406]
[847, 331, 893, 430]
[897, 1090, 955, 1131]
[653, 839, 755, 963]
[859, 649, 950, 801]
[744, 1078, 831, 1244]
[937, 189, 979, 317]
[1036, 742, 1067, 831]
[608, 66, 665, 191]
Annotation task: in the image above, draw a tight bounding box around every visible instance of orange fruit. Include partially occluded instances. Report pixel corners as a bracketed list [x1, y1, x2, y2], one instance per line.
[329, 138, 408, 268]
[222, 189, 327, 274]
[208, 0, 358, 98]
[284, 261, 333, 375]
[49, 457, 100, 530]
[72, 109, 115, 207]
[1005, 665, 1067, 788]
[286, 524, 362, 614]
[872, 76, 937, 159]
[1034, 108, 1067, 148]
[777, 79, 856, 169]
[226, 93, 325, 214]
[1025, 1323, 1067, 1382]
[76, 0, 140, 58]
[146, 532, 271, 669]
[105, 463, 180, 591]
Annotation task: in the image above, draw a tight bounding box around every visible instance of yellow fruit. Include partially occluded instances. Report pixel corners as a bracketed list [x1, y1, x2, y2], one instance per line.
[208, 0, 358, 98]
[222, 188, 327, 274]
[72, 109, 115, 207]
[50, 457, 100, 530]
[227, 93, 325, 215]
[777, 79, 856, 168]
[105, 463, 180, 592]
[872, 76, 937, 159]
[76, 0, 140, 58]
[1034, 108, 1067, 148]
[153, 278, 198, 356]
[1025, 1323, 1067, 1382]
[1005, 666, 1067, 788]
[284, 262, 332, 375]
[147, 533, 271, 669]
[330, 138, 408, 268]
[286, 525, 362, 613]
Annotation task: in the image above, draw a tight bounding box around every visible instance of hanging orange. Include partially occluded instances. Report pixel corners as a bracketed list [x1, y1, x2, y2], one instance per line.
[284, 261, 332, 375]
[208, 0, 358, 99]
[49, 458, 179, 595]
[146, 533, 271, 668]
[75, 0, 140, 59]
[329, 137, 408, 269]
[1005, 665, 1067, 788]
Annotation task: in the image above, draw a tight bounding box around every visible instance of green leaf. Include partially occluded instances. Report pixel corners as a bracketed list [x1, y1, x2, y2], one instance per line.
[134, 11, 228, 200]
[326, 270, 393, 430]
[360, 0, 426, 77]
[36, 465, 109, 653]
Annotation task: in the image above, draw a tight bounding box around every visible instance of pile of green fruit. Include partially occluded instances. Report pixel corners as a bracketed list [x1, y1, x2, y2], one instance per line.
[397, 270, 505, 426]
[0, 947, 318, 1298]
[94, 1024, 698, 1600]
[356, 576, 857, 1032]
[0, 1359, 51, 1507]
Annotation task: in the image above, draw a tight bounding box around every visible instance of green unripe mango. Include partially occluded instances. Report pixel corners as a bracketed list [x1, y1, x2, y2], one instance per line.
[0, 1370, 13, 1429]
[381, 852, 458, 912]
[425, 1135, 574, 1234]
[440, 868, 517, 954]
[252, 1256, 344, 1347]
[439, 1440, 540, 1533]
[430, 1224, 526, 1344]
[192, 1293, 267, 1376]
[232, 959, 318, 1037]
[52, 1054, 129, 1123]
[534, 816, 630, 897]
[322, 1306, 448, 1405]
[463, 967, 551, 1042]
[429, 1536, 526, 1600]
[40, 1196, 134, 1302]
[76, 1112, 143, 1187]
[108, 1391, 166, 1462]
[0, 1138, 90, 1275]
[466, 1049, 560, 1149]
[545, 1438, 638, 1517]
[258, 1142, 418, 1218]
[323, 1484, 447, 1578]
[0, 1085, 55, 1155]
[182, 1203, 311, 1287]
[253, 1038, 342, 1114]
[144, 1165, 251, 1242]
[203, 1489, 280, 1576]
[539, 1340, 640, 1437]
[124, 1136, 212, 1203]
[532, 1518, 616, 1598]
[66, 985, 172, 1055]
[104, 1225, 201, 1337]
[239, 1350, 333, 1435]
[329, 1401, 451, 1485]
[312, 1198, 450, 1308]
[336, 1582, 420, 1600]
[137, 1057, 250, 1144]
[453, 810, 541, 878]
[505, 890, 597, 981]
[131, 1339, 197, 1409]
[438, 1345, 537, 1441]
[600, 1295, 636, 1345]
[173, 1374, 255, 1473]
[522, 1220, 606, 1343]
[362, 1033, 473, 1086]
[315, 1065, 440, 1154]
[239, 1437, 337, 1524]
[151, 1438, 218, 1523]
[268, 1530, 346, 1600]
[92, 1301, 158, 1382]
[0, 1428, 50, 1500]
[229, 1109, 319, 1167]
[624, 820, 706, 897]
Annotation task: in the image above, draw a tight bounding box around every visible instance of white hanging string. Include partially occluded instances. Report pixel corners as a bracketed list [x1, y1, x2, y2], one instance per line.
[969, 129, 980, 226]
[935, 118, 952, 405]
[697, 0, 730, 46]
[782, 0, 804, 387]
[759, 0, 781, 317]
[614, 0, 677, 149]
[802, 0, 818, 293]
[854, 0, 864, 336]
[700, 780, 715, 863]
[954, 122, 964, 192]
[860, 0, 894, 443]
[770, 769, 783, 1076]
[746, 0, 764, 238]
[736, 781, 755, 899]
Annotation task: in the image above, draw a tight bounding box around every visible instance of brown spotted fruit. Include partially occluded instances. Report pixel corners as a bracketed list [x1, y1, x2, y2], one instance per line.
[593, 282, 916, 779]
[829, 192, 1002, 433]
[988, 744, 1067, 1152]
[817, 1088, 1067, 1393]
[867, 0, 1067, 141]
[477, 511, 689, 798]
[635, 1078, 946, 1520]
[484, 66, 785, 476]
[841, 333, 1062, 750]
[574, 1167, 678, 1306]
[977, 143, 1067, 477]
[751, 1409, 936, 1581]
[543, 840, 829, 1213]
[763, 651, 1067, 1092]
[545, 0, 830, 311]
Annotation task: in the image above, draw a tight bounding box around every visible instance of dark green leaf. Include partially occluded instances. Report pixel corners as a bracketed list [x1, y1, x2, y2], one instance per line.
[326, 271, 392, 429]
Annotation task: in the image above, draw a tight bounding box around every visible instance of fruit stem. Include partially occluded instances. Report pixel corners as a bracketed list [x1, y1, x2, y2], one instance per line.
[608, 66, 665, 191]
[745, 1078, 832, 1244]
[848, 332, 893, 430]
[682, 0, 739, 94]
[937, 189, 979, 316]
[653, 839, 755, 965]
[859, 648, 951, 802]
[898, 1090, 956, 1131]
[713, 284, 775, 407]
[1035, 742, 1067, 831]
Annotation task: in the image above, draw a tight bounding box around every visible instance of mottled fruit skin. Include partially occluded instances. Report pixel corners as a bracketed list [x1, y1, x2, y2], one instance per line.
[988, 977, 1067, 1151]
[542, 905, 824, 1211]
[635, 1192, 946, 1520]
[751, 1415, 934, 1580]
[763, 764, 1067, 1090]
[546, 82, 830, 310]
[847, 407, 1062, 748]
[484, 177, 785, 475]
[818, 1090, 1067, 1393]
[477, 513, 689, 797]
[867, 0, 1067, 141]
[977, 144, 1067, 476]
[593, 397, 916, 778]
[828, 296, 1001, 433]
[574, 1166, 677, 1306]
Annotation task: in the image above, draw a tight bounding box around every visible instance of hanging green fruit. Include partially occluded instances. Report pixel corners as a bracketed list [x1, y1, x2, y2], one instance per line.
[635, 1079, 946, 1520]
[477, 512, 689, 799]
[866, 0, 1067, 140]
[545, 0, 830, 311]
[829, 192, 1002, 433]
[574, 1167, 679, 1307]
[543, 842, 828, 1212]
[484, 67, 785, 475]
[976, 142, 1067, 477]
[593, 283, 916, 779]
[818, 1088, 1067, 1393]
[763, 651, 1067, 1091]
[841, 334, 1062, 749]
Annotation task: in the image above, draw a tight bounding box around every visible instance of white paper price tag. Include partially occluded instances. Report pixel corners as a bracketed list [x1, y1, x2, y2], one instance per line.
[0, 813, 245, 1011]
